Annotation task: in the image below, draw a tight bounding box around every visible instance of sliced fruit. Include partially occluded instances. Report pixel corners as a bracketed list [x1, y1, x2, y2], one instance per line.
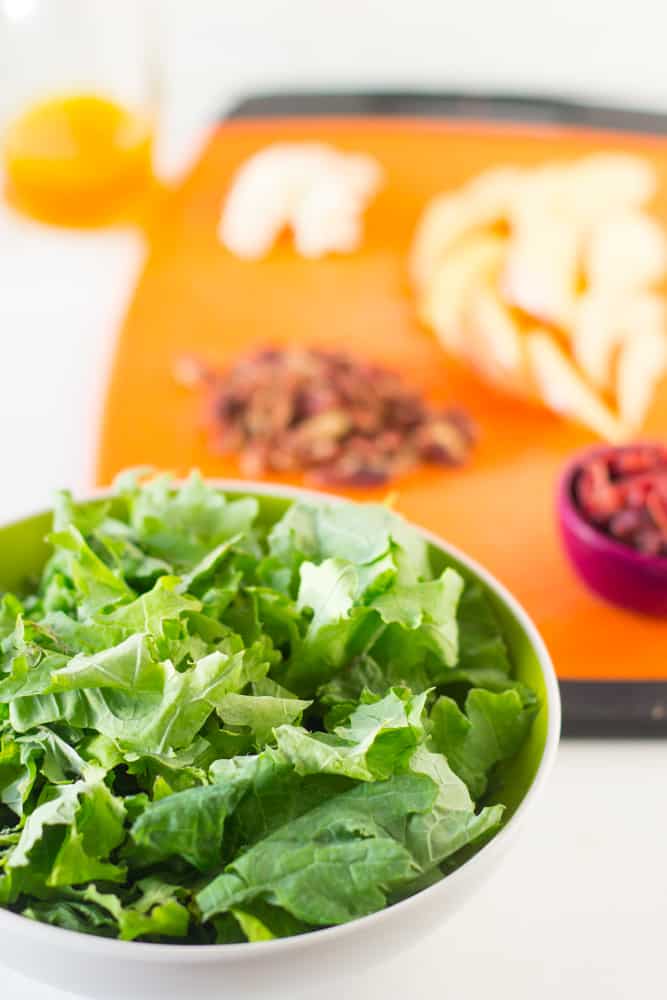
[220, 143, 381, 259]
[412, 151, 665, 441]
[465, 165, 526, 204]
[463, 274, 533, 399]
[508, 155, 656, 230]
[572, 292, 623, 389]
[501, 209, 580, 327]
[220, 176, 294, 260]
[293, 172, 363, 257]
[419, 233, 506, 351]
[564, 153, 657, 220]
[526, 331, 627, 441]
[616, 326, 667, 430]
[338, 152, 384, 202]
[508, 164, 572, 220]
[573, 291, 665, 389]
[585, 211, 667, 291]
[622, 292, 666, 332]
[410, 166, 523, 288]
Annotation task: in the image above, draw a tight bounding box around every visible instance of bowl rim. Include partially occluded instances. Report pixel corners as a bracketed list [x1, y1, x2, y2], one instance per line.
[0, 478, 561, 962]
[558, 443, 667, 572]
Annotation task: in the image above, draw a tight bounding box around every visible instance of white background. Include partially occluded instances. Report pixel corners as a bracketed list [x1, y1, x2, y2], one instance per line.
[2, 2, 667, 996]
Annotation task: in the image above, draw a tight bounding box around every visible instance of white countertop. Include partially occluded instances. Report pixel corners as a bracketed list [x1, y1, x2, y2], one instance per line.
[3, 2, 667, 995]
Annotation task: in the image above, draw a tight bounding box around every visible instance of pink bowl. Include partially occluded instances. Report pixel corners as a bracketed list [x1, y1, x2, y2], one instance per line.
[557, 446, 667, 616]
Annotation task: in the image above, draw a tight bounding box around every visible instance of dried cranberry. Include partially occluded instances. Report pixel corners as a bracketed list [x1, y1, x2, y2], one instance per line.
[574, 445, 667, 557]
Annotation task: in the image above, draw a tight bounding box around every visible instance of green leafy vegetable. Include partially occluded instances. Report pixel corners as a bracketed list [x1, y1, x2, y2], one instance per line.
[217, 693, 311, 748]
[131, 778, 251, 871]
[406, 747, 503, 871]
[196, 774, 433, 925]
[275, 689, 426, 781]
[430, 689, 537, 799]
[0, 472, 538, 943]
[81, 879, 190, 941]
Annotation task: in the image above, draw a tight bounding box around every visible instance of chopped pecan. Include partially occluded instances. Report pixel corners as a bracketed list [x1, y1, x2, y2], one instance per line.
[178, 347, 476, 486]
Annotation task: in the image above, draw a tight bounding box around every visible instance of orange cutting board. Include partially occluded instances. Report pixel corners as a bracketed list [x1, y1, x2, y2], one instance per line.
[98, 117, 667, 682]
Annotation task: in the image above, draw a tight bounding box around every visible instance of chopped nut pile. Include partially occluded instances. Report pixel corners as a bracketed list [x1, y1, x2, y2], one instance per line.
[177, 348, 475, 486]
[574, 444, 667, 556]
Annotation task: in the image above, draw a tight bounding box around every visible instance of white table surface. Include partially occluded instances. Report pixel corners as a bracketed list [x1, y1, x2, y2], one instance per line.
[3, 2, 667, 996]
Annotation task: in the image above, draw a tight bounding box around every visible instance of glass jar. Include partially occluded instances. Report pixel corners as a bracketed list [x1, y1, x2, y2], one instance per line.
[0, 0, 159, 226]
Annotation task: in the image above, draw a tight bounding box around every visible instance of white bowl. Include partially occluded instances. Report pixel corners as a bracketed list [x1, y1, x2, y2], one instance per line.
[0, 482, 560, 1000]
